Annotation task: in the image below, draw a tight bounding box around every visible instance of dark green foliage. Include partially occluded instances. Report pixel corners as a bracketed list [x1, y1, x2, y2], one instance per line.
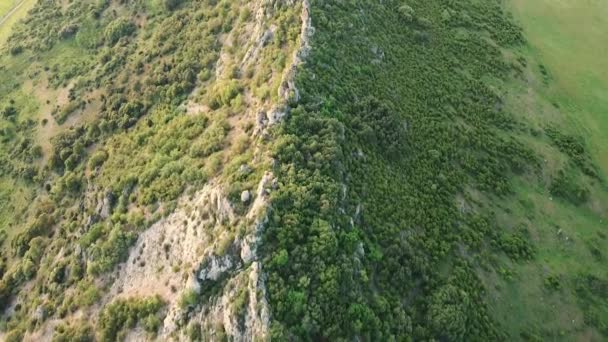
[11, 214, 54, 257]
[546, 128, 598, 178]
[49, 127, 89, 173]
[544, 275, 561, 291]
[262, 0, 536, 339]
[428, 284, 470, 341]
[574, 273, 608, 336]
[520, 330, 544, 342]
[493, 225, 535, 260]
[0, 279, 14, 311]
[164, 0, 185, 11]
[1, 105, 17, 120]
[586, 237, 604, 261]
[104, 19, 136, 45]
[97, 296, 165, 342]
[350, 97, 407, 158]
[398, 4, 415, 23]
[52, 322, 94, 342]
[550, 169, 589, 205]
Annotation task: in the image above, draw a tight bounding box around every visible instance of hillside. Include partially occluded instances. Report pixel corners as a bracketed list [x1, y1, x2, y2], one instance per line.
[0, 0, 606, 341]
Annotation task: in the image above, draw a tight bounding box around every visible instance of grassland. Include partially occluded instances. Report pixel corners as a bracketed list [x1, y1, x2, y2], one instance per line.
[510, 0, 608, 177]
[474, 1, 608, 340]
[0, 1, 19, 18]
[0, 0, 36, 46]
[0, 0, 19, 20]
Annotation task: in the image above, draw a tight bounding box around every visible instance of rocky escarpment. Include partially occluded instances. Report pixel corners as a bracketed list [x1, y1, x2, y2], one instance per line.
[107, 173, 275, 341]
[95, 0, 311, 340]
[253, 0, 313, 137]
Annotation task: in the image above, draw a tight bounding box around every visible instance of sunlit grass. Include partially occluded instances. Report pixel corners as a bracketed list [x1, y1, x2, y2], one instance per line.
[0, 1, 19, 18]
[510, 0, 608, 177]
[0, 0, 37, 46]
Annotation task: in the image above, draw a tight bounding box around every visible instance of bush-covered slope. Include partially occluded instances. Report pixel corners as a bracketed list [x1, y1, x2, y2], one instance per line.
[0, 0, 305, 340]
[0, 0, 606, 341]
[262, 0, 608, 340]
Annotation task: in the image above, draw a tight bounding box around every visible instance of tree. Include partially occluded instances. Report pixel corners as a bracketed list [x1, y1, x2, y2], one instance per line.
[104, 19, 136, 45]
[163, 0, 183, 11]
[428, 284, 471, 341]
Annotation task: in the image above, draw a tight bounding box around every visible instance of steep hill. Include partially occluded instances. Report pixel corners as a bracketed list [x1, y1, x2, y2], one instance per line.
[0, 0, 606, 341]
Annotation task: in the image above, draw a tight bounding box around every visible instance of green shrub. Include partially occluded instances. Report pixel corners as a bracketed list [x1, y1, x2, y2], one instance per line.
[163, 0, 184, 11]
[550, 170, 589, 205]
[546, 128, 597, 178]
[544, 275, 561, 291]
[187, 322, 202, 341]
[398, 4, 415, 23]
[1, 105, 18, 120]
[98, 296, 165, 342]
[4, 328, 25, 342]
[52, 322, 94, 342]
[179, 289, 199, 309]
[89, 150, 109, 170]
[232, 288, 249, 319]
[208, 81, 242, 109]
[104, 19, 136, 45]
[493, 225, 535, 260]
[87, 225, 136, 275]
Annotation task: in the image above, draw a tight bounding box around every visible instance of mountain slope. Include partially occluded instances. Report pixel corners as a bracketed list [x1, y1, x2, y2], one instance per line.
[0, 0, 606, 341]
[0, 0, 307, 340]
[262, 0, 607, 340]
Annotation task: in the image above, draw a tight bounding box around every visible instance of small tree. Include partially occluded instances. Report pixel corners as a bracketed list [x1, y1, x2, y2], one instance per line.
[398, 4, 415, 23]
[163, 0, 183, 11]
[104, 19, 136, 45]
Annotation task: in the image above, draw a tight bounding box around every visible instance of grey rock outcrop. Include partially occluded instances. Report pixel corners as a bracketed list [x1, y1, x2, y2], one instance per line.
[241, 190, 251, 203]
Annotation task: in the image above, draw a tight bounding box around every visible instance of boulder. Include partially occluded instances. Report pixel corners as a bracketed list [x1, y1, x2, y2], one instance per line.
[239, 164, 252, 175]
[241, 190, 251, 203]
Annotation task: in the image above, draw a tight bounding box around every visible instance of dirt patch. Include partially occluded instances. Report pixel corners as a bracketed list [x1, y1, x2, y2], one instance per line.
[24, 77, 101, 164]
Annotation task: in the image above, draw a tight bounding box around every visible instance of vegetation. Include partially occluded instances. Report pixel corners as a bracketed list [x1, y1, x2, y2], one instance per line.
[97, 296, 165, 341]
[0, 0, 304, 338]
[260, 0, 607, 340]
[0, 0, 605, 340]
[52, 321, 94, 342]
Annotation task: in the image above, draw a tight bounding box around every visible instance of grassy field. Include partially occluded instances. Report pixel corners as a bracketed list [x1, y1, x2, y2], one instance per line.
[510, 0, 608, 177]
[480, 1, 608, 340]
[0, 0, 36, 46]
[0, 0, 19, 17]
[485, 179, 608, 340]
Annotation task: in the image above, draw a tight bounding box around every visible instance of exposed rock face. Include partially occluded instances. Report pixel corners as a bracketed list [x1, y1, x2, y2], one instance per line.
[101, 177, 273, 341]
[239, 164, 252, 175]
[94, 1, 310, 340]
[253, 0, 313, 137]
[278, 0, 313, 103]
[199, 253, 237, 282]
[98, 190, 114, 219]
[267, 109, 286, 125]
[109, 183, 234, 301]
[96, 172, 278, 341]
